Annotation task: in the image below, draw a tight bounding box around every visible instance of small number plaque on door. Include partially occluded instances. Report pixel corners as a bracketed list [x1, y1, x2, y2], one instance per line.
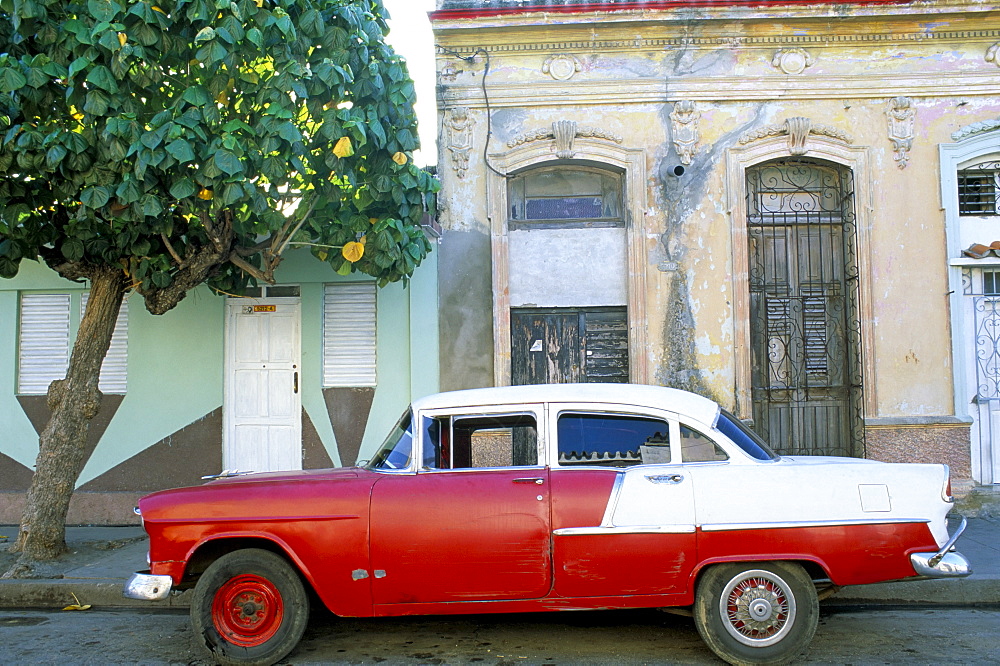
[252, 305, 276, 313]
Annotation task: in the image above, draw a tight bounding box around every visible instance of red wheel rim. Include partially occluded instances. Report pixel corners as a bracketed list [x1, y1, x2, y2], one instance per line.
[211, 574, 284, 647]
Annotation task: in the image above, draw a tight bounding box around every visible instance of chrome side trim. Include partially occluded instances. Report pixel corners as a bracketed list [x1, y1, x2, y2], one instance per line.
[599, 473, 626, 528]
[553, 525, 697, 536]
[700, 518, 929, 532]
[910, 550, 973, 578]
[122, 572, 173, 601]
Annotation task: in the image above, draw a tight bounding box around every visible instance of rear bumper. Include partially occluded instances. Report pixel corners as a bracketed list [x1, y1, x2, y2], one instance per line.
[909, 515, 973, 579]
[122, 571, 174, 601]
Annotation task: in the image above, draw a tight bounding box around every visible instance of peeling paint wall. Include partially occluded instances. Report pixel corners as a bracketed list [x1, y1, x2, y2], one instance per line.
[432, 1, 1000, 472]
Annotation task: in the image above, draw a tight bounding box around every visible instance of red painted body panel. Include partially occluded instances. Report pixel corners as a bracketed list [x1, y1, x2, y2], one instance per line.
[554, 533, 696, 599]
[370, 468, 552, 603]
[140, 467, 379, 617]
[549, 468, 617, 529]
[694, 522, 935, 586]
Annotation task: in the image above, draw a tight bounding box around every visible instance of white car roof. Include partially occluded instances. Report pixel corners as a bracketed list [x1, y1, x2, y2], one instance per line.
[412, 384, 721, 426]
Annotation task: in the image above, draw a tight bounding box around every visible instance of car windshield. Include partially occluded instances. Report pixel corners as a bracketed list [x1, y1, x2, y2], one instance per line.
[716, 410, 779, 461]
[364, 409, 415, 471]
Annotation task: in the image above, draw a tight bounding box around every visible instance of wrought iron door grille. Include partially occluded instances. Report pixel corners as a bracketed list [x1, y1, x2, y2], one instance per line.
[746, 160, 865, 457]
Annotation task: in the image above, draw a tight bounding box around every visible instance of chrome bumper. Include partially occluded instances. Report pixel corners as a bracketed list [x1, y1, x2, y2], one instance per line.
[122, 571, 174, 601]
[909, 515, 973, 579]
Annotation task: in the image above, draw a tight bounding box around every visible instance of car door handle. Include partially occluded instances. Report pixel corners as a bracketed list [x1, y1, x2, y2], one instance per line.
[513, 477, 544, 485]
[646, 474, 684, 484]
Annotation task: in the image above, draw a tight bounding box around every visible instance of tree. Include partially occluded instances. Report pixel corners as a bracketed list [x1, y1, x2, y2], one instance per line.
[0, 0, 438, 570]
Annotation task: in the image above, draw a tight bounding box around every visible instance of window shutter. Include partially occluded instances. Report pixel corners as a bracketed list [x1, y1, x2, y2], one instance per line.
[81, 294, 129, 394]
[323, 283, 377, 387]
[18, 294, 71, 395]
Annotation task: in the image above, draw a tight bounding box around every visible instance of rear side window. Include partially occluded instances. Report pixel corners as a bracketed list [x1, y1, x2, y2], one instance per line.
[716, 410, 778, 461]
[557, 413, 671, 467]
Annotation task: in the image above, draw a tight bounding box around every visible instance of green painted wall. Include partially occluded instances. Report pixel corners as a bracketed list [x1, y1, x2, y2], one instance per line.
[1, 244, 440, 485]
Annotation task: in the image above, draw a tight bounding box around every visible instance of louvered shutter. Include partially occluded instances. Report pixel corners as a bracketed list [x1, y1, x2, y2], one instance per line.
[323, 283, 377, 387]
[17, 294, 71, 395]
[82, 294, 129, 394]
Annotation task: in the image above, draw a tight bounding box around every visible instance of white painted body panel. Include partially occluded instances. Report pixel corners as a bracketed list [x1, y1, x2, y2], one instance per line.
[605, 457, 952, 547]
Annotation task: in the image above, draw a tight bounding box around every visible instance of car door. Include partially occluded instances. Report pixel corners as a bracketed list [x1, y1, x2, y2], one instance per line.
[548, 405, 698, 599]
[369, 406, 552, 605]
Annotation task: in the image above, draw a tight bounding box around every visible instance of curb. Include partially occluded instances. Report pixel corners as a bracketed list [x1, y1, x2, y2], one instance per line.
[0, 580, 192, 610]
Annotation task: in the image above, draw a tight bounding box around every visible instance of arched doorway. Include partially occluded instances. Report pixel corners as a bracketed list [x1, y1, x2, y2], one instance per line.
[745, 159, 865, 457]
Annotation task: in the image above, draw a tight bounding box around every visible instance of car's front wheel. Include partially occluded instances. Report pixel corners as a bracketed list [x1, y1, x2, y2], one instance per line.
[693, 561, 818, 666]
[190, 548, 309, 665]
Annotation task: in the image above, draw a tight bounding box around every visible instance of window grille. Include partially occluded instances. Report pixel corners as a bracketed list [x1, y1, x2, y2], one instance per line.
[958, 162, 1000, 216]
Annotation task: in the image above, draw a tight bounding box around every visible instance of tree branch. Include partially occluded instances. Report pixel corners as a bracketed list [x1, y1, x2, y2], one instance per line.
[160, 234, 186, 268]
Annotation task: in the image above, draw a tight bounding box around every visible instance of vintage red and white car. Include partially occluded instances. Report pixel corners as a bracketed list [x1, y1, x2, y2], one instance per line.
[124, 384, 971, 665]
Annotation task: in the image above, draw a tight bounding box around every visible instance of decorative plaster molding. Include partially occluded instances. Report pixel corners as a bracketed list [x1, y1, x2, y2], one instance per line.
[772, 48, 814, 75]
[445, 107, 475, 179]
[987, 42, 1000, 67]
[738, 118, 852, 155]
[439, 62, 459, 84]
[886, 96, 915, 169]
[542, 54, 582, 81]
[952, 117, 1000, 141]
[507, 123, 623, 157]
[669, 101, 700, 166]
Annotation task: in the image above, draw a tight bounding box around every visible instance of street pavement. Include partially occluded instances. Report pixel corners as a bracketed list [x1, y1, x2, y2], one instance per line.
[0, 517, 996, 610]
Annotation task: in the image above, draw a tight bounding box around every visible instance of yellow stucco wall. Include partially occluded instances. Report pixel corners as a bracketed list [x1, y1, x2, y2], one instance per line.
[432, 2, 1000, 426]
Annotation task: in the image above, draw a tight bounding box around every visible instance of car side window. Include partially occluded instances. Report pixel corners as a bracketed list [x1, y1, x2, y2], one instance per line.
[557, 412, 671, 467]
[680, 424, 729, 462]
[424, 413, 538, 469]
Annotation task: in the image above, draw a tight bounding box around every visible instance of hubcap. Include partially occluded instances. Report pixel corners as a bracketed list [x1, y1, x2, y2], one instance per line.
[211, 574, 284, 647]
[719, 569, 797, 647]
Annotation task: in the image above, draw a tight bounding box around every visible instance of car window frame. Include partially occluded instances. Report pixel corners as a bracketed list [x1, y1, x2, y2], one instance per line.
[415, 403, 546, 474]
[547, 403, 685, 468]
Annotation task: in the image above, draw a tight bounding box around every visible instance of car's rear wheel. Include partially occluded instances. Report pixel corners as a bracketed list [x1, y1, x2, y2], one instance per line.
[190, 548, 309, 665]
[693, 562, 818, 666]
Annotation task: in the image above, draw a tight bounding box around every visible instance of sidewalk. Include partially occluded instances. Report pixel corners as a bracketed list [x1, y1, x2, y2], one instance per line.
[0, 520, 997, 610]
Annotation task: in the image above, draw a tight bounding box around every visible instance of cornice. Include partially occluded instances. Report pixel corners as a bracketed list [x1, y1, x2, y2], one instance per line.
[437, 71, 1000, 107]
[432, 1, 1000, 31]
[435, 27, 1000, 56]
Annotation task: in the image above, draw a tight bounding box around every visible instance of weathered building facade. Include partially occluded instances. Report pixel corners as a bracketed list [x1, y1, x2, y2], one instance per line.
[431, 0, 1000, 485]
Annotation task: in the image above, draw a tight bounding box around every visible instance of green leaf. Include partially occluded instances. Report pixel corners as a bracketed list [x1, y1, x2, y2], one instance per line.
[80, 186, 111, 208]
[181, 85, 211, 107]
[85, 65, 119, 93]
[194, 26, 216, 42]
[45, 144, 68, 168]
[247, 27, 262, 48]
[62, 238, 85, 261]
[142, 195, 163, 217]
[213, 150, 242, 176]
[68, 56, 92, 78]
[169, 178, 196, 199]
[220, 182, 243, 205]
[116, 178, 142, 204]
[165, 138, 196, 163]
[88, 0, 120, 23]
[0, 68, 27, 93]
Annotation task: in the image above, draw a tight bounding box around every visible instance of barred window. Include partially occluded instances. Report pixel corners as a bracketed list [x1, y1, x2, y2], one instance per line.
[958, 163, 1000, 216]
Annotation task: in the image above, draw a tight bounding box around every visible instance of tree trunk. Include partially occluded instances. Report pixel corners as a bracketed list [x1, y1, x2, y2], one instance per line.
[8, 266, 126, 564]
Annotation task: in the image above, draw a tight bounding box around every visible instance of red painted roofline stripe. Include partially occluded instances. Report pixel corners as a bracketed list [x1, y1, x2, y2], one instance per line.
[430, 1, 913, 20]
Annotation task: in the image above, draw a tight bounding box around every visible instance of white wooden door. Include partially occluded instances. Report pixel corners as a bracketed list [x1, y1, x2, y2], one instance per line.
[224, 298, 302, 472]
